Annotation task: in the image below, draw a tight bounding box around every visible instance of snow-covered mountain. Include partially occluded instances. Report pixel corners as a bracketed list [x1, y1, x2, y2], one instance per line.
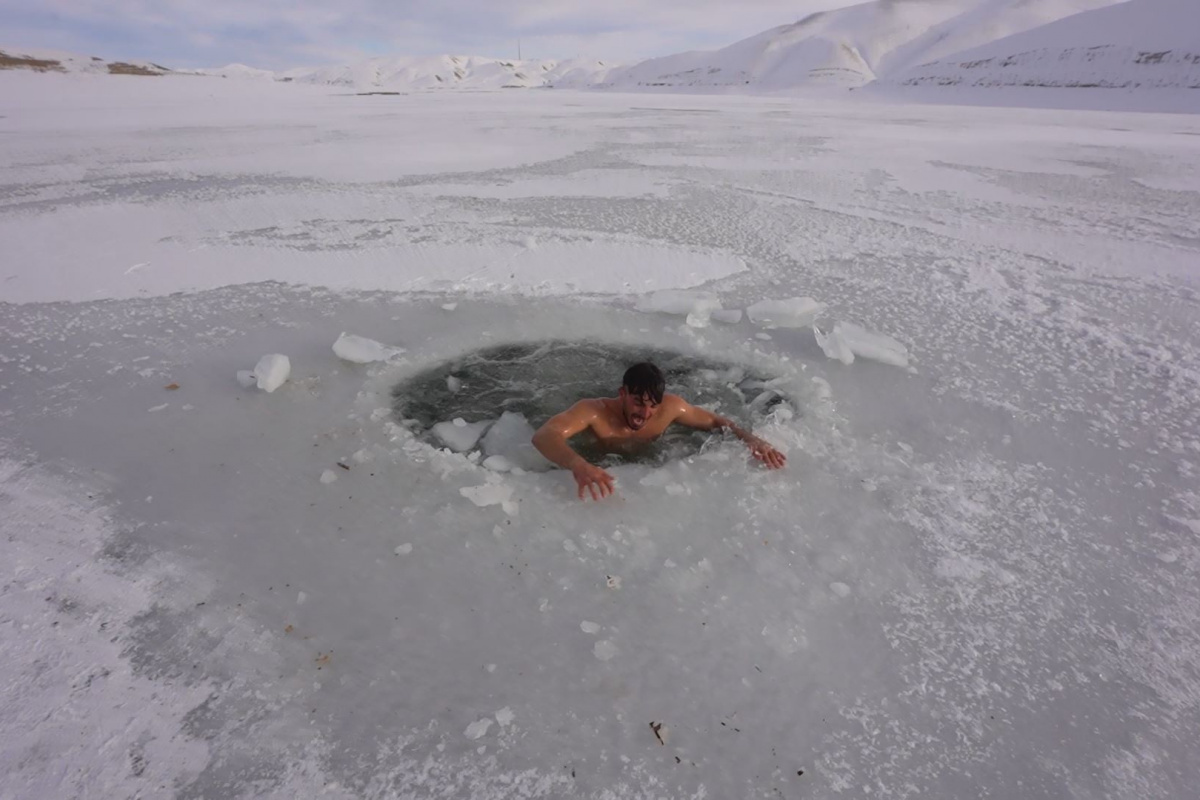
[881, 0, 1200, 91]
[0, 46, 169, 76]
[271, 54, 617, 91]
[573, 0, 1125, 91]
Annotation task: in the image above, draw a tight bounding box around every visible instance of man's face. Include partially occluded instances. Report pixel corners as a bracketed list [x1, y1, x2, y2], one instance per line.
[619, 387, 660, 431]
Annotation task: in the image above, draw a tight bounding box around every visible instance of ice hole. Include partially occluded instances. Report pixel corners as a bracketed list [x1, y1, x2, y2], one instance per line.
[391, 340, 791, 467]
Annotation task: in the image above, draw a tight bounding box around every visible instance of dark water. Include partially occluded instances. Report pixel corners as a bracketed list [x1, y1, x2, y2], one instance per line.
[391, 340, 788, 466]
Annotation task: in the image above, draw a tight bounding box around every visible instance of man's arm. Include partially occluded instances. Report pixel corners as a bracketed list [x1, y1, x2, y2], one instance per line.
[531, 401, 617, 501]
[670, 398, 787, 470]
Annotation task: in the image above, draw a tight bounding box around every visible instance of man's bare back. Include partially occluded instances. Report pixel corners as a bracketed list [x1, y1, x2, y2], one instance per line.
[531, 362, 787, 501]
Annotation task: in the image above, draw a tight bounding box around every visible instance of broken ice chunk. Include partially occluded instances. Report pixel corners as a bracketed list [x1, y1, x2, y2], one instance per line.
[481, 411, 553, 472]
[814, 324, 855, 365]
[432, 418, 493, 452]
[446, 375, 463, 393]
[464, 718, 493, 739]
[593, 640, 619, 661]
[254, 354, 290, 392]
[460, 482, 514, 508]
[711, 309, 743, 324]
[636, 290, 722, 319]
[814, 322, 908, 367]
[333, 332, 400, 364]
[746, 297, 826, 328]
[482, 455, 513, 472]
[834, 321, 909, 367]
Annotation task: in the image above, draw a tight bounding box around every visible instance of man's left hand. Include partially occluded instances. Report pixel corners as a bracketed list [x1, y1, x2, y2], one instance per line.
[749, 438, 787, 470]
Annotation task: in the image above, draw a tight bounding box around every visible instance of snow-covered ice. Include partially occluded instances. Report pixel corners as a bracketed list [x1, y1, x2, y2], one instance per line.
[1, 71, 1198, 800]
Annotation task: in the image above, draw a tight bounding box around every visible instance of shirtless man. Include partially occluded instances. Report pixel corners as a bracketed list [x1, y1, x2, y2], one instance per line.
[531, 362, 787, 501]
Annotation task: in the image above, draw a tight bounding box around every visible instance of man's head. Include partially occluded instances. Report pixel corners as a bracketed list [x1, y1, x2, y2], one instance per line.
[618, 362, 665, 431]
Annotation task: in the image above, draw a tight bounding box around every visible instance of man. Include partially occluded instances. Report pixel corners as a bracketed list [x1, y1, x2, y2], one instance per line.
[531, 362, 787, 501]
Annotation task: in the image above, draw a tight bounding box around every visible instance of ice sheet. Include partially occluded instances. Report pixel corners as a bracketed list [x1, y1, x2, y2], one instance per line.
[1, 77, 1198, 800]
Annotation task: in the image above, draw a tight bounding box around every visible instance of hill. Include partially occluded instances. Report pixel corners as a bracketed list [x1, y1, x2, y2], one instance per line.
[880, 0, 1199, 93]
[572, 0, 1124, 91]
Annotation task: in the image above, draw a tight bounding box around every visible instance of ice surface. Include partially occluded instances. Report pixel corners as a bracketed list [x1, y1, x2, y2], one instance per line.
[2, 79, 1199, 800]
[332, 332, 399, 364]
[746, 297, 827, 328]
[480, 411, 553, 472]
[235, 369, 256, 388]
[431, 417, 492, 452]
[253, 354, 290, 392]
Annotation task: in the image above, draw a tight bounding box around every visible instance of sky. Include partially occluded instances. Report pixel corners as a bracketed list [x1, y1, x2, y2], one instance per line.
[1, 0, 860, 70]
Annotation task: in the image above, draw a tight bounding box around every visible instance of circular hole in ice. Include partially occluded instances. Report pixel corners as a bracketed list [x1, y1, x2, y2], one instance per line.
[391, 340, 790, 467]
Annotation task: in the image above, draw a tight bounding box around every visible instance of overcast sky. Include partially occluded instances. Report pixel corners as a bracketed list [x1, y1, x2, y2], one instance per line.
[2, 0, 861, 70]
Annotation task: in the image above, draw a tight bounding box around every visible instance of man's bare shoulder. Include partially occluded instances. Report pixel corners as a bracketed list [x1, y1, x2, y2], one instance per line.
[563, 398, 605, 419]
[660, 393, 690, 415]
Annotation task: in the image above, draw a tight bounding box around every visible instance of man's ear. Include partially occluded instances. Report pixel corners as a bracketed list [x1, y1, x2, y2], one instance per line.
[617, 386, 627, 400]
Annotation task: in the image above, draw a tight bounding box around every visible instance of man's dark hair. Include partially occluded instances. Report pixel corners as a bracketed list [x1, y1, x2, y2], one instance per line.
[622, 362, 665, 404]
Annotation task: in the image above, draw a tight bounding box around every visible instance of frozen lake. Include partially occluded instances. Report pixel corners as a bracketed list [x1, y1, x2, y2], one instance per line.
[2, 75, 1199, 799]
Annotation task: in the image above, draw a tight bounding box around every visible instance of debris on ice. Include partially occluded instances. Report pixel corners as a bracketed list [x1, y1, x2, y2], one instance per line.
[495, 707, 515, 727]
[746, 297, 826, 328]
[320, 469, 338, 484]
[253, 354, 291, 392]
[432, 417, 493, 452]
[332, 332, 401, 364]
[394, 543, 413, 555]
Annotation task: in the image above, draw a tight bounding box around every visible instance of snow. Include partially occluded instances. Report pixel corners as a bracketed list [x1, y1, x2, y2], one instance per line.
[332, 332, 399, 364]
[253, 353, 291, 392]
[1, 70, 1199, 800]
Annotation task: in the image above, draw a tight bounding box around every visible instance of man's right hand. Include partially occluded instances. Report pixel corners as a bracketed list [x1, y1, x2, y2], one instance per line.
[572, 462, 616, 501]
